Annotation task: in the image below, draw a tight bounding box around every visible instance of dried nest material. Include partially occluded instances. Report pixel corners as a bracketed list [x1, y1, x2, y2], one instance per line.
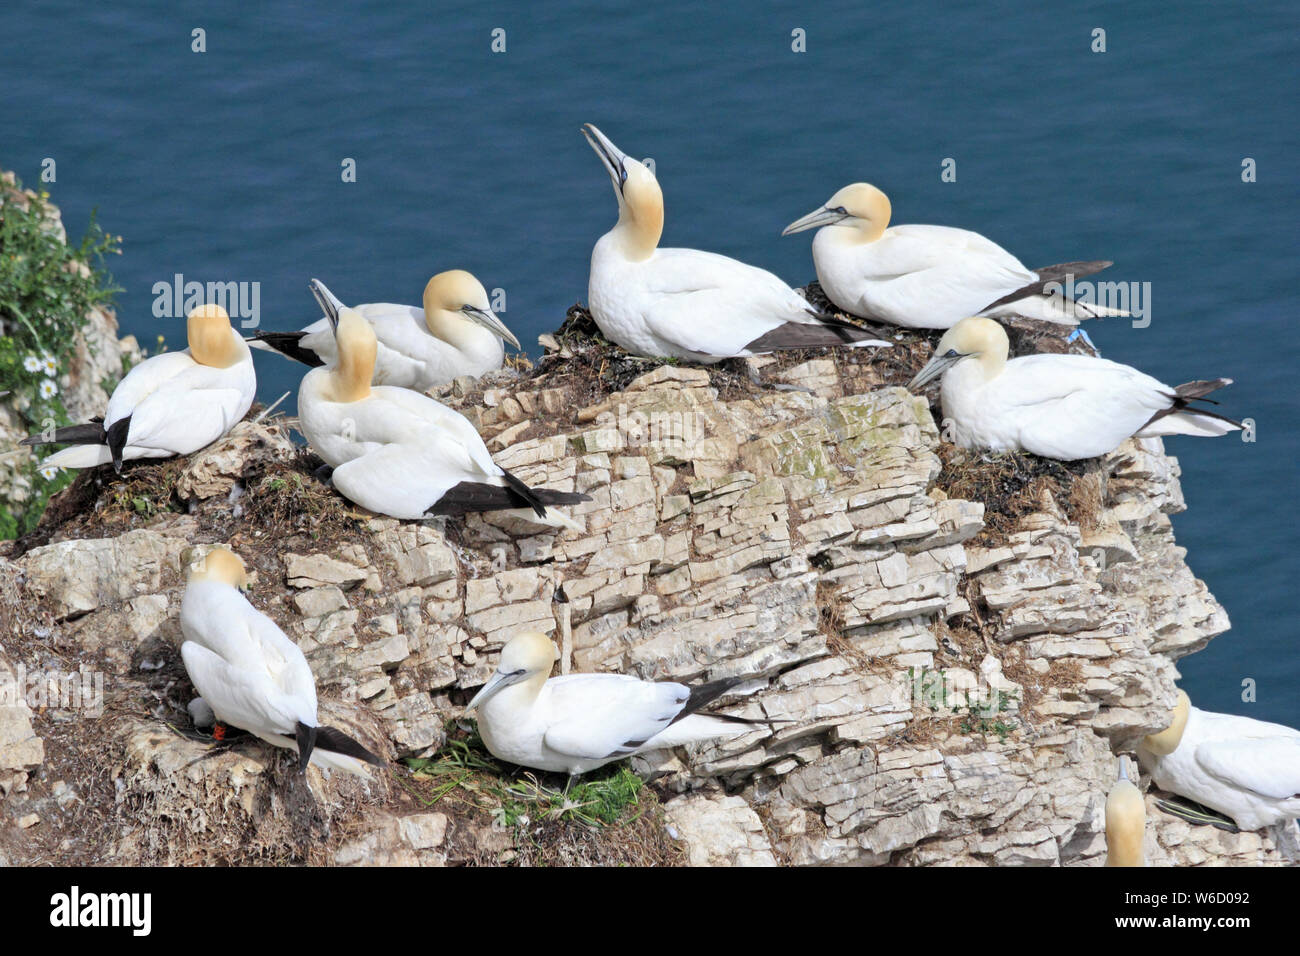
[535, 304, 683, 402]
[403, 729, 684, 867]
[5, 457, 190, 557]
[5, 421, 367, 557]
[935, 444, 1089, 548]
[237, 449, 368, 542]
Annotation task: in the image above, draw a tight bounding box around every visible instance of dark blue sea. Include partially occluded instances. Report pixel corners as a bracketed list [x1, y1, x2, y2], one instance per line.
[2, 1, 1295, 724]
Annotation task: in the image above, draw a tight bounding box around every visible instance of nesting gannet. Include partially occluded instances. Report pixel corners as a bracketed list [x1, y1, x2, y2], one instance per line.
[1137, 690, 1300, 832]
[782, 183, 1127, 329]
[179, 546, 384, 777]
[465, 632, 764, 776]
[908, 317, 1241, 460]
[1104, 758, 1145, 867]
[249, 271, 519, 390]
[21, 305, 255, 472]
[297, 280, 588, 522]
[582, 124, 889, 362]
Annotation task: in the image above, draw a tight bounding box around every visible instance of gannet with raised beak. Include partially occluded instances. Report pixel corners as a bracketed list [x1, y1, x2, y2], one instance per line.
[179, 546, 385, 778]
[465, 632, 765, 776]
[908, 317, 1241, 460]
[297, 280, 589, 522]
[248, 270, 519, 390]
[1104, 758, 1146, 867]
[22, 304, 255, 472]
[1138, 690, 1300, 832]
[783, 183, 1127, 329]
[582, 124, 889, 362]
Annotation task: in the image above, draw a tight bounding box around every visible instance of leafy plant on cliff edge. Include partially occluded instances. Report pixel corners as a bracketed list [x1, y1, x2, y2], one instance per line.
[0, 173, 123, 538]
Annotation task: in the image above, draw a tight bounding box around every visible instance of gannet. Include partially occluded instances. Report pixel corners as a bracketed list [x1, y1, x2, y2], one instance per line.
[582, 124, 889, 362]
[1104, 758, 1145, 867]
[1137, 690, 1300, 832]
[179, 546, 384, 778]
[248, 271, 519, 390]
[908, 317, 1241, 460]
[465, 632, 764, 776]
[782, 183, 1127, 329]
[297, 280, 588, 522]
[21, 305, 255, 472]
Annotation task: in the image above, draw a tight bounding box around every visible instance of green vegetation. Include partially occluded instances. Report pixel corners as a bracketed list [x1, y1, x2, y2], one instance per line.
[0, 175, 123, 538]
[404, 726, 647, 829]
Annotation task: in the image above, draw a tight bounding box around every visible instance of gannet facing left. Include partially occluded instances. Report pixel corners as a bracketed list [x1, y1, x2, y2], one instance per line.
[908, 317, 1242, 460]
[21, 305, 255, 472]
[783, 183, 1127, 329]
[179, 546, 385, 778]
[1104, 758, 1146, 867]
[1138, 690, 1300, 832]
[465, 632, 765, 776]
[297, 281, 589, 522]
[582, 124, 889, 362]
[248, 271, 520, 390]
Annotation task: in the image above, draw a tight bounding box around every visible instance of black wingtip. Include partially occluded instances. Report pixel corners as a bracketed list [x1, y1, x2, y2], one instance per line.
[250, 330, 325, 367]
[314, 725, 387, 768]
[295, 721, 318, 773]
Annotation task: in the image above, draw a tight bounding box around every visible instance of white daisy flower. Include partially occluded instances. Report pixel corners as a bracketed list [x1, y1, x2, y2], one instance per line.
[23, 355, 42, 373]
[39, 379, 58, 399]
[39, 464, 59, 481]
[40, 353, 57, 376]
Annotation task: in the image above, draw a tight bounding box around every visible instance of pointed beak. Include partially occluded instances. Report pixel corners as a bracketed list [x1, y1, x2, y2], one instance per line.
[462, 305, 521, 350]
[464, 670, 515, 714]
[310, 278, 345, 334]
[908, 351, 962, 391]
[782, 206, 848, 237]
[582, 123, 626, 190]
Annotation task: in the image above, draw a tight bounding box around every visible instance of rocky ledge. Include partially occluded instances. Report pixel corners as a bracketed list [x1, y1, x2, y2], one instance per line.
[0, 318, 1286, 866]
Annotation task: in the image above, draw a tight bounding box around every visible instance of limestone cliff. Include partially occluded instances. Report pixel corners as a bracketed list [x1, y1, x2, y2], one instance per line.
[0, 312, 1287, 866]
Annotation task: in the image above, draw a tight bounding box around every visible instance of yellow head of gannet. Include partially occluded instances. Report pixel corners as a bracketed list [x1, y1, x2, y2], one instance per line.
[182, 544, 249, 590]
[463, 631, 559, 712]
[1142, 690, 1191, 756]
[1104, 757, 1146, 867]
[908, 316, 1009, 390]
[310, 279, 377, 403]
[782, 183, 892, 243]
[422, 270, 521, 350]
[187, 304, 243, 368]
[582, 123, 663, 261]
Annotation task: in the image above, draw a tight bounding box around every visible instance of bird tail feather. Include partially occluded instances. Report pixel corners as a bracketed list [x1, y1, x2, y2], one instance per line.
[39, 444, 113, 470]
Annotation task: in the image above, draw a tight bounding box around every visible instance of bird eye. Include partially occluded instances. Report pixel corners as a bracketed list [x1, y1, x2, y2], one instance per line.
[944, 349, 960, 358]
[834, 206, 848, 215]
[619, 165, 628, 185]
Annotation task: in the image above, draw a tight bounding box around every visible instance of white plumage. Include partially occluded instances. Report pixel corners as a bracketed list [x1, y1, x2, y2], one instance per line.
[297, 281, 586, 523]
[466, 632, 760, 775]
[179, 547, 381, 777]
[909, 317, 1241, 460]
[249, 271, 519, 390]
[783, 183, 1127, 329]
[583, 124, 888, 362]
[26, 305, 255, 471]
[1139, 691, 1300, 832]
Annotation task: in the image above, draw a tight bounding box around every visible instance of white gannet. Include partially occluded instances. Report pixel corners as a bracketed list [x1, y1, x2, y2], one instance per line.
[297, 280, 588, 522]
[782, 183, 1128, 329]
[248, 270, 520, 390]
[179, 546, 384, 777]
[21, 305, 255, 472]
[1138, 690, 1300, 832]
[908, 317, 1241, 460]
[465, 632, 764, 776]
[582, 124, 889, 362]
[1104, 757, 1145, 867]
